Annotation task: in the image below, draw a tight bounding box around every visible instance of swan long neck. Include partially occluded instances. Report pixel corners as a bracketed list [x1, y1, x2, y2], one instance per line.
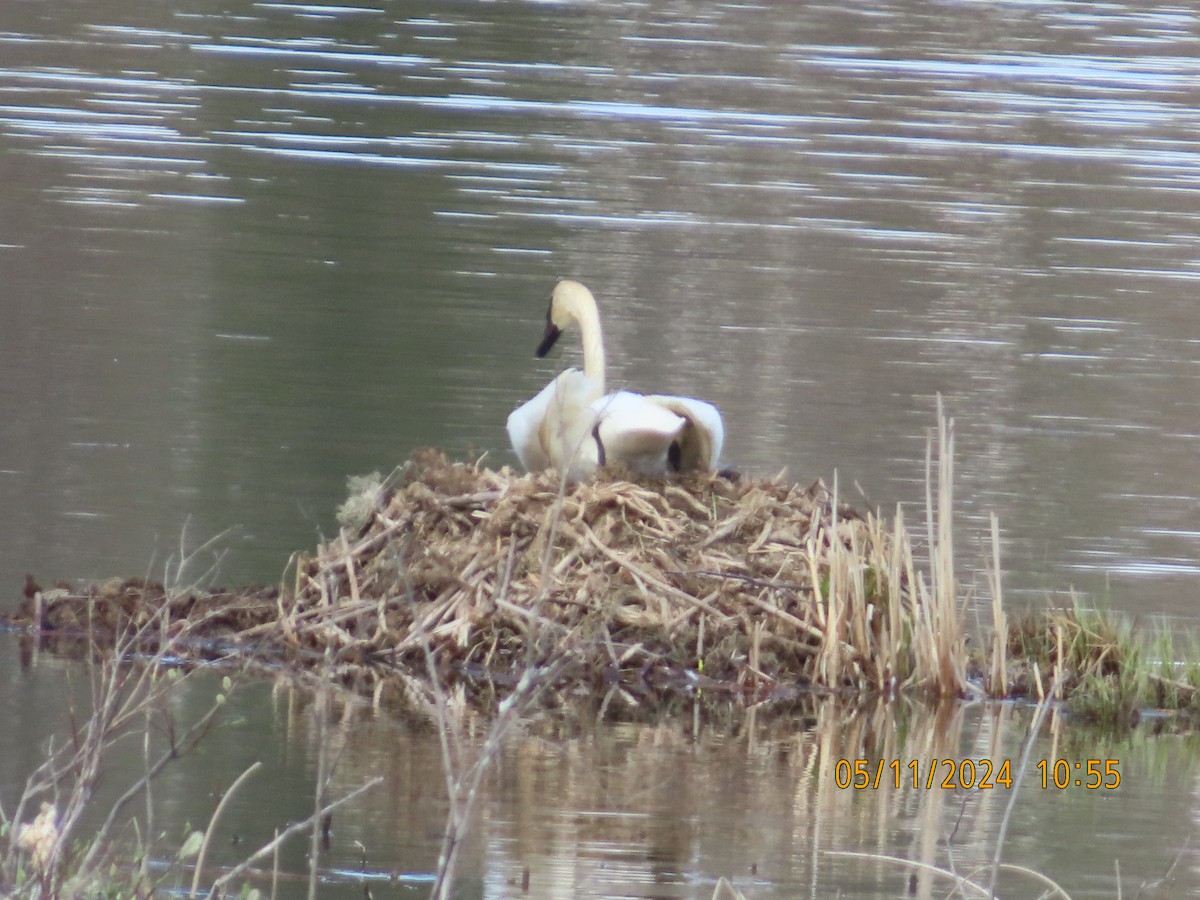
[576, 304, 604, 388]
[576, 302, 606, 388]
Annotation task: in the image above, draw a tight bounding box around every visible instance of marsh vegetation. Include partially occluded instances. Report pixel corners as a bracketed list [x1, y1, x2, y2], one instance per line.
[4, 406, 1198, 897]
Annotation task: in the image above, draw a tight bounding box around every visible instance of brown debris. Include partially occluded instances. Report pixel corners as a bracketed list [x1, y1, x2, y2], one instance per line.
[6, 449, 954, 701]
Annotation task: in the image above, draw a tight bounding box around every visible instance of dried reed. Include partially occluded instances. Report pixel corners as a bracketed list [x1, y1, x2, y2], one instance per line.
[266, 435, 970, 699]
[10, 403, 980, 702]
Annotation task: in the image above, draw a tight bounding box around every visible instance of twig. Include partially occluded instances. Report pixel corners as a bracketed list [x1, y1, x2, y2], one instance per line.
[208, 777, 383, 894]
[988, 679, 1060, 896]
[307, 683, 328, 900]
[962, 861, 1072, 898]
[77, 693, 225, 875]
[824, 850, 989, 897]
[1147, 672, 1200, 695]
[439, 490, 502, 509]
[580, 522, 730, 621]
[746, 594, 833, 645]
[190, 761, 262, 899]
[687, 569, 808, 592]
[1134, 833, 1191, 898]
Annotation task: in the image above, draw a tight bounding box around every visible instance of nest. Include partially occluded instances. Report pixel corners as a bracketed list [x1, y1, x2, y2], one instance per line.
[9, 449, 963, 702]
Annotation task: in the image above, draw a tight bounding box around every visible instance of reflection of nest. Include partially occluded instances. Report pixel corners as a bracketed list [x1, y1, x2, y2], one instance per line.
[11, 448, 940, 702]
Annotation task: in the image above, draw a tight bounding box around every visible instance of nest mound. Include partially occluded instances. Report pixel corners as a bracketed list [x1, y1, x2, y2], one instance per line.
[9, 449, 963, 700]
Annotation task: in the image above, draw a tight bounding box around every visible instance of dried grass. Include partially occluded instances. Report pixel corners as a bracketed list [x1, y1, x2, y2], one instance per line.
[304, 446, 973, 697]
[9, 440, 972, 701]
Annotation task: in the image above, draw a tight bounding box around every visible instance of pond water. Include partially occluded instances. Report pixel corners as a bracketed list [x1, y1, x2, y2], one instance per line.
[2, 0, 1200, 896]
[4, 640, 1198, 899]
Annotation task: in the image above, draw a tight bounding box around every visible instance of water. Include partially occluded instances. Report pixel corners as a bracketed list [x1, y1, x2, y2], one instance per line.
[4, 642, 1196, 899]
[2, 0, 1200, 895]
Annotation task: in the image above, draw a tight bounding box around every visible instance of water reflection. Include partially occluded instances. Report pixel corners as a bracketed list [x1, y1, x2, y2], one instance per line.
[3, 2, 1200, 893]
[8, 639, 1191, 900]
[7, 624, 1190, 897]
[264, 682, 1200, 898]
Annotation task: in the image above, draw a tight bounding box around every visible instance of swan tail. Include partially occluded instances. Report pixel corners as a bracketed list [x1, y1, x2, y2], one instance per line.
[644, 395, 725, 471]
[592, 392, 687, 474]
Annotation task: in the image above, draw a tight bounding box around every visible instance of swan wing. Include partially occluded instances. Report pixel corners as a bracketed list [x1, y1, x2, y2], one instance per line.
[506, 380, 556, 472]
[507, 369, 602, 475]
[644, 395, 725, 471]
[591, 391, 687, 475]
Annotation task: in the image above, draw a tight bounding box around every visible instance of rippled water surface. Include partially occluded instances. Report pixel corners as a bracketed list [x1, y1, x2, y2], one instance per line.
[3, 0, 1199, 611]
[4, 641, 1198, 900]
[3, 0, 1200, 896]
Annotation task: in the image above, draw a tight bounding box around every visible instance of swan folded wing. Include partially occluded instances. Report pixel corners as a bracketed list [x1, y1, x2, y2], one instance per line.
[644, 395, 725, 472]
[506, 368, 602, 475]
[591, 391, 687, 475]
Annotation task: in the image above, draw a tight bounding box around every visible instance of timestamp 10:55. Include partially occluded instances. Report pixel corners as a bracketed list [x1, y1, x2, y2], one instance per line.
[1037, 758, 1121, 789]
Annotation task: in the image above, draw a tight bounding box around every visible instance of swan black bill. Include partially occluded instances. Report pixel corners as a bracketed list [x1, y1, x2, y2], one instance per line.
[536, 319, 562, 357]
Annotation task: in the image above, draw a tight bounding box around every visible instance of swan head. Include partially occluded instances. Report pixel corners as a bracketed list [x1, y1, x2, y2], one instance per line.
[537, 279, 598, 358]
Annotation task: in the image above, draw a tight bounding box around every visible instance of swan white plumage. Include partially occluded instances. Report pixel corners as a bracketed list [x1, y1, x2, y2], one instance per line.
[505, 367, 603, 478]
[506, 279, 724, 478]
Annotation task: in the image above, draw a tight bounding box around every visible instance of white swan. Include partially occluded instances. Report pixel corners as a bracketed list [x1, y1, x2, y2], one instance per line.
[506, 279, 724, 478]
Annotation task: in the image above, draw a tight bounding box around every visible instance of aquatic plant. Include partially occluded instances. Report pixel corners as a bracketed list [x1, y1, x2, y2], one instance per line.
[0, 547, 379, 899]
